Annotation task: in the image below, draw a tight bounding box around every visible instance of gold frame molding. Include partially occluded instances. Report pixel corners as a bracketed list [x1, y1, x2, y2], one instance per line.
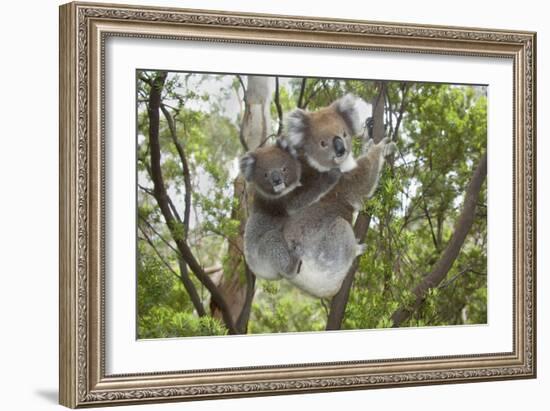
[59, 1, 537, 408]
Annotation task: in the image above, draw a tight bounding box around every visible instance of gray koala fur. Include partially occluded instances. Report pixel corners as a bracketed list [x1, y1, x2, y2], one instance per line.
[280, 93, 396, 298]
[285, 93, 366, 174]
[282, 138, 396, 298]
[241, 141, 341, 281]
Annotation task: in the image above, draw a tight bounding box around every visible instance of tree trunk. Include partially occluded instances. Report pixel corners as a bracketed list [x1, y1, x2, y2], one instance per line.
[145, 72, 238, 334]
[240, 76, 272, 150]
[391, 152, 488, 327]
[211, 76, 272, 332]
[326, 82, 386, 330]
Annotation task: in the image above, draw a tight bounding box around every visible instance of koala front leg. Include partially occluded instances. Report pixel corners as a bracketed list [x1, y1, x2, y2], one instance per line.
[361, 138, 374, 155]
[285, 168, 341, 214]
[345, 138, 396, 203]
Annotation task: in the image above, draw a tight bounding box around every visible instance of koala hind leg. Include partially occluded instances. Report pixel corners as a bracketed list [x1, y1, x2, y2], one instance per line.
[258, 229, 302, 279]
[315, 217, 357, 273]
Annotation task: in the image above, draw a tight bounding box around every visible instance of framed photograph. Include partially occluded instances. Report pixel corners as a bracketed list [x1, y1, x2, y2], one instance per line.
[59, 1, 537, 408]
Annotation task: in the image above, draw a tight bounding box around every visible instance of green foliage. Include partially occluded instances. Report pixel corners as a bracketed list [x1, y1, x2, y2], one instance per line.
[341, 83, 487, 330]
[249, 280, 327, 333]
[136, 71, 488, 338]
[139, 306, 227, 338]
[137, 242, 228, 338]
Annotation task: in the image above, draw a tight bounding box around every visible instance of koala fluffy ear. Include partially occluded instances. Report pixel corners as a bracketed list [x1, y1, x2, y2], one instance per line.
[332, 93, 369, 136]
[239, 152, 256, 181]
[285, 108, 309, 148]
[276, 138, 298, 158]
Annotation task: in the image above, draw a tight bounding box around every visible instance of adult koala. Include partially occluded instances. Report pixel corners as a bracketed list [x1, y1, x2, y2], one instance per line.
[282, 94, 396, 298]
[285, 93, 367, 173]
[240, 140, 341, 281]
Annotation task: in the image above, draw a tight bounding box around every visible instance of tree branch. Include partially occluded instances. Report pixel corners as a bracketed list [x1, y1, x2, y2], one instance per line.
[138, 227, 206, 317]
[422, 198, 440, 251]
[160, 103, 192, 235]
[138, 72, 152, 86]
[302, 80, 322, 110]
[203, 265, 223, 275]
[138, 214, 179, 256]
[438, 266, 486, 290]
[236, 264, 256, 333]
[237, 75, 249, 151]
[138, 230, 181, 282]
[391, 152, 488, 327]
[297, 78, 307, 109]
[274, 77, 283, 136]
[146, 71, 238, 334]
[236, 75, 247, 103]
[207, 226, 246, 256]
[392, 83, 410, 141]
[138, 183, 155, 197]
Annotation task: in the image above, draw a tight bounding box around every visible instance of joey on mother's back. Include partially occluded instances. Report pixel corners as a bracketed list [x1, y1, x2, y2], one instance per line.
[240, 140, 341, 281]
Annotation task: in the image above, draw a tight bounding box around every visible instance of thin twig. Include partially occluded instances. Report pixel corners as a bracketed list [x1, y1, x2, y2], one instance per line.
[160, 103, 192, 238]
[274, 77, 283, 136]
[391, 153, 488, 327]
[138, 227, 206, 317]
[146, 72, 237, 333]
[137, 230, 181, 282]
[138, 215, 179, 256]
[297, 78, 307, 108]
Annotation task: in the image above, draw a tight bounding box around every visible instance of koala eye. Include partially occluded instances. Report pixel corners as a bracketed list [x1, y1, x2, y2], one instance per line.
[320, 140, 327, 148]
[282, 167, 287, 172]
[264, 172, 268, 178]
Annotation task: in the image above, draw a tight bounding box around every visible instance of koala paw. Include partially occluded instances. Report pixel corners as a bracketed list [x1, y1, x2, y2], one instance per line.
[362, 138, 375, 154]
[355, 243, 367, 257]
[281, 251, 302, 279]
[383, 142, 397, 157]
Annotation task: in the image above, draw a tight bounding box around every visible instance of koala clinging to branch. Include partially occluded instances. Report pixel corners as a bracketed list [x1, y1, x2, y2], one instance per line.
[282, 138, 395, 298]
[240, 140, 341, 281]
[280, 94, 396, 298]
[286, 93, 369, 173]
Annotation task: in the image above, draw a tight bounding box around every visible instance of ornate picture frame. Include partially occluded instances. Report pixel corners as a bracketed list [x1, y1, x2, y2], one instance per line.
[59, 1, 536, 408]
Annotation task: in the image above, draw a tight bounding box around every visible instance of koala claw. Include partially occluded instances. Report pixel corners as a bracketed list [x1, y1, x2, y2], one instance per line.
[281, 253, 302, 279]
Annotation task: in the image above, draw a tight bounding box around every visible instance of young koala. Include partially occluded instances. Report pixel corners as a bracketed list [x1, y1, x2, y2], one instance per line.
[240, 140, 341, 281]
[280, 93, 396, 298]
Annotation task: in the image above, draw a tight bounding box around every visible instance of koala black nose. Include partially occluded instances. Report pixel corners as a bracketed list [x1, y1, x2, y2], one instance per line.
[333, 136, 346, 157]
[271, 170, 283, 185]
